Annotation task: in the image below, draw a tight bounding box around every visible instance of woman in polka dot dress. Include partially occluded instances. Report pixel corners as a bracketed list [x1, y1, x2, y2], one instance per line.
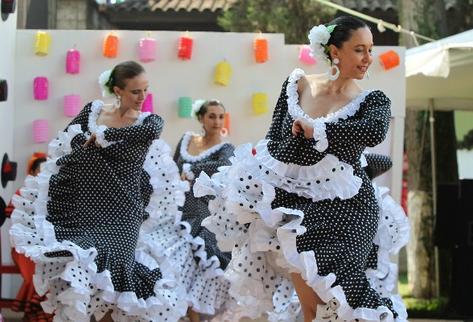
[9, 61, 190, 322]
[194, 16, 408, 322]
[172, 100, 240, 322]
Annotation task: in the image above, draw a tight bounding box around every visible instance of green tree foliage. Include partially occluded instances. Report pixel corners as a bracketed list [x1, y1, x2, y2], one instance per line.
[218, 0, 336, 44]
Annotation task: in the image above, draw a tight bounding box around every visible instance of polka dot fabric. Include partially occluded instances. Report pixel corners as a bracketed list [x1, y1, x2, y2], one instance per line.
[9, 101, 192, 321]
[194, 69, 409, 322]
[172, 132, 237, 316]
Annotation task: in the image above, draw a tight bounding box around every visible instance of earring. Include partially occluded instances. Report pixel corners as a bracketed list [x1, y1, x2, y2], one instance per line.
[220, 128, 228, 137]
[115, 95, 121, 108]
[329, 58, 340, 81]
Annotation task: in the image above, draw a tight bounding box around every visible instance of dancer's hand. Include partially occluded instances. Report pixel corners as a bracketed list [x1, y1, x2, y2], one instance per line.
[83, 134, 99, 148]
[292, 118, 313, 139]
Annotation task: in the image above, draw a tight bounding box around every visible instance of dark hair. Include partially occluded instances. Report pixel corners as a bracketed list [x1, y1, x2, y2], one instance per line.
[325, 16, 369, 59]
[196, 99, 225, 120]
[30, 157, 46, 174]
[105, 61, 145, 94]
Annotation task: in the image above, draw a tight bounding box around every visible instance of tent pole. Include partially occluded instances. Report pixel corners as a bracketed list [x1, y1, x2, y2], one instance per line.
[429, 99, 440, 298]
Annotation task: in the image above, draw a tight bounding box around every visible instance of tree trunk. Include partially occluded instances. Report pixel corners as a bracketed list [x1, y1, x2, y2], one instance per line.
[399, 0, 459, 298]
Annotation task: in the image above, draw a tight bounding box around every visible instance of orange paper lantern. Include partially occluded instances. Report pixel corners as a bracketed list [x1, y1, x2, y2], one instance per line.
[379, 50, 400, 70]
[253, 35, 268, 63]
[103, 33, 119, 58]
[223, 112, 231, 134]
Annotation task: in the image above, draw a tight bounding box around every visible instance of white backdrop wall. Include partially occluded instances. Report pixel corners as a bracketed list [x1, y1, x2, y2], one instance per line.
[0, 10, 21, 298]
[13, 30, 405, 201]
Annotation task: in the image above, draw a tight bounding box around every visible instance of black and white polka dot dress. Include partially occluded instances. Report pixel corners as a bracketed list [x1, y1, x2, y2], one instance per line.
[172, 132, 237, 316]
[9, 101, 191, 322]
[193, 69, 409, 322]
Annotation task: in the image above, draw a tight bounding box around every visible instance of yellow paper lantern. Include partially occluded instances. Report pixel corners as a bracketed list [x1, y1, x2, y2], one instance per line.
[214, 60, 232, 86]
[252, 92, 269, 115]
[35, 31, 51, 56]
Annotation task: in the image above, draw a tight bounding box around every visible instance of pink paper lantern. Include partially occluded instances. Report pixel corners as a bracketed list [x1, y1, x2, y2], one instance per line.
[32, 119, 49, 143]
[33, 77, 48, 100]
[141, 93, 154, 113]
[299, 45, 316, 65]
[138, 38, 156, 63]
[64, 94, 81, 117]
[66, 48, 80, 74]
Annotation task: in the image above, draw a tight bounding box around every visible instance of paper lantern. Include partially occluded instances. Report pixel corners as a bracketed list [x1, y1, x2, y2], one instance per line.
[138, 37, 156, 62]
[64, 94, 81, 117]
[178, 96, 193, 118]
[141, 93, 154, 113]
[35, 31, 51, 56]
[214, 60, 232, 86]
[178, 33, 193, 60]
[299, 45, 316, 65]
[33, 77, 48, 100]
[0, 79, 7, 102]
[252, 92, 269, 115]
[253, 35, 268, 63]
[32, 120, 49, 143]
[379, 50, 400, 70]
[66, 48, 80, 74]
[103, 33, 119, 58]
[223, 112, 231, 134]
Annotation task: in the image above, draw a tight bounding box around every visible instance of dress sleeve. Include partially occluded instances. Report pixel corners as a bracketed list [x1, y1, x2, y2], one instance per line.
[322, 91, 391, 149]
[266, 78, 290, 141]
[363, 153, 392, 180]
[95, 114, 164, 146]
[189, 144, 234, 179]
[173, 136, 184, 172]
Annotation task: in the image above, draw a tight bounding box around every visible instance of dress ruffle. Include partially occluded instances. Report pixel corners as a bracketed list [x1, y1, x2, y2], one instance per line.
[286, 68, 371, 153]
[193, 142, 409, 322]
[255, 141, 362, 202]
[10, 125, 190, 322]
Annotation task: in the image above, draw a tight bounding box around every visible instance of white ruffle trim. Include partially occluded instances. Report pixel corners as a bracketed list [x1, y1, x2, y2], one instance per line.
[255, 140, 362, 202]
[182, 163, 195, 181]
[179, 131, 228, 163]
[193, 141, 409, 322]
[9, 125, 189, 322]
[88, 100, 151, 148]
[286, 68, 371, 152]
[140, 140, 233, 315]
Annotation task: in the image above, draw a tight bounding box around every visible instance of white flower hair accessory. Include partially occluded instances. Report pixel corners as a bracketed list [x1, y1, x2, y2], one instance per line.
[191, 99, 206, 118]
[98, 69, 114, 98]
[308, 24, 336, 63]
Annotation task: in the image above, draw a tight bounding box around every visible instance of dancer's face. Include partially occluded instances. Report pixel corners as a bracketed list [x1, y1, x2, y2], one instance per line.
[200, 104, 225, 136]
[329, 27, 373, 80]
[114, 73, 149, 111]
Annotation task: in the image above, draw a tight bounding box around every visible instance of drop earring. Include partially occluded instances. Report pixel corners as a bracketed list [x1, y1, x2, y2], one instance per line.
[329, 58, 340, 81]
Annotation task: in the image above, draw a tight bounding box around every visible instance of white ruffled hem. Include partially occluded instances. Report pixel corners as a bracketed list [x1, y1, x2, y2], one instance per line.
[254, 140, 363, 202]
[286, 68, 372, 152]
[10, 125, 189, 321]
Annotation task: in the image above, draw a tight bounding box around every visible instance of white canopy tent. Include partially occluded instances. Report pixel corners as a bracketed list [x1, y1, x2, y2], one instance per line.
[405, 29, 473, 296]
[406, 29, 473, 111]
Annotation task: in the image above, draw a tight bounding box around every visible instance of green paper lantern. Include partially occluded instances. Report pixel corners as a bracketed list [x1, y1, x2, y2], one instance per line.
[178, 96, 193, 118]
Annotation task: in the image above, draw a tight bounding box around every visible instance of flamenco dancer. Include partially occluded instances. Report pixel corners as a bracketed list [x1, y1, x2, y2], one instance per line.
[194, 16, 409, 322]
[9, 61, 192, 322]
